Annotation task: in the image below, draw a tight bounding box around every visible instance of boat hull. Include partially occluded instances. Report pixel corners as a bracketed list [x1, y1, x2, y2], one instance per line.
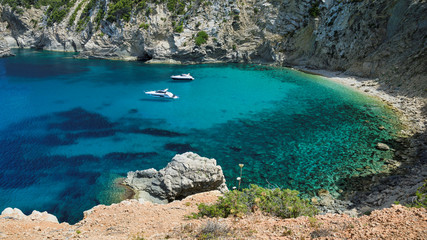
[170, 74, 194, 81]
[171, 77, 194, 81]
[145, 90, 179, 99]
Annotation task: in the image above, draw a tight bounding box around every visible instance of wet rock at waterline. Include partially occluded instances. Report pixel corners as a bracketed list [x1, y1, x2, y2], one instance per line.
[376, 143, 391, 151]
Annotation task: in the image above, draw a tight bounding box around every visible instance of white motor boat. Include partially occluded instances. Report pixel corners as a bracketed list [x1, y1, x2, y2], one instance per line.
[170, 73, 194, 81]
[145, 88, 179, 99]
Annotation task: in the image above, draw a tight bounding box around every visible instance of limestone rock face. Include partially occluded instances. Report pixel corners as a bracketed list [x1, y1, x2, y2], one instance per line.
[0, 14, 13, 58]
[0, 38, 13, 57]
[125, 152, 228, 203]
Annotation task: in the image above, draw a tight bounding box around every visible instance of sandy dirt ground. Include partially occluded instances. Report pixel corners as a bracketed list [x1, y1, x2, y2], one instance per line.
[1, 191, 426, 240]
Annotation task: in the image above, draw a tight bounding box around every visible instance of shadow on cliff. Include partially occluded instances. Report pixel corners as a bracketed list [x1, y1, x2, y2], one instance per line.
[338, 102, 427, 209]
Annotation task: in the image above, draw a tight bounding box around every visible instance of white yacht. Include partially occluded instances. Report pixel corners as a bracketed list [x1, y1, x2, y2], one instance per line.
[170, 73, 194, 81]
[144, 88, 179, 99]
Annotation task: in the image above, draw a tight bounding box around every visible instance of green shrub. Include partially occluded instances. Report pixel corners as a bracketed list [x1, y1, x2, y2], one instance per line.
[107, 0, 133, 22]
[145, 7, 152, 16]
[195, 31, 208, 46]
[167, 0, 185, 14]
[77, 0, 97, 31]
[196, 221, 231, 240]
[139, 23, 149, 30]
[174, 22, 183, 32]
[309, 2, 320, 18]
[43, 0, 77, 26]
[136, 0, 147, 10]
[95, 7, 106, 30]
[68, 1, 84, 27]
[407, 180, 427, 208]
[195, 185, 318, 219]
[30, 19, 38, 28]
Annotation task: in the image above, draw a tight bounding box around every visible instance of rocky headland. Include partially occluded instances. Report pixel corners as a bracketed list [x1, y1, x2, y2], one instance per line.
[0, 0, 426, 238]
[123, 152, 228, 203]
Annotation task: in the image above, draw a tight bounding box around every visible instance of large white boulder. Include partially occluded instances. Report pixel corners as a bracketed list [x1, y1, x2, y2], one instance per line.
[125, 152, 228, 203]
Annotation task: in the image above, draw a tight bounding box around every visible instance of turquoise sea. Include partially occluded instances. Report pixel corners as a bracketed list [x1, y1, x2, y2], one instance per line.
[0, 49, 400, 223]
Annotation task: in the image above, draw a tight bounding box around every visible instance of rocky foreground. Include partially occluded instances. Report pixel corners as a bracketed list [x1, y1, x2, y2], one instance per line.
[124, 152, 228, 204]
[0, 191, 426, 240]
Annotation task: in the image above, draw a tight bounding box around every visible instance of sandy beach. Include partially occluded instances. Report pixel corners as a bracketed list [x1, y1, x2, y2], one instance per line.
[295, 67, 426, 135]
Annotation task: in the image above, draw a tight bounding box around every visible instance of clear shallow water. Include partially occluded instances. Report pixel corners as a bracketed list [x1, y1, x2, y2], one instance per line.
[0, 49, 400, 223]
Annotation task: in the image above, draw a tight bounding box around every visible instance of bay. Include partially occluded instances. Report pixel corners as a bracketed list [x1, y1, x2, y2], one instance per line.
[0, 49, 400, 223]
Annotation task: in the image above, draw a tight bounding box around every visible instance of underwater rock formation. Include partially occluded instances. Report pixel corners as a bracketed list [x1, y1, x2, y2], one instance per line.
[124, 152, 228, 203]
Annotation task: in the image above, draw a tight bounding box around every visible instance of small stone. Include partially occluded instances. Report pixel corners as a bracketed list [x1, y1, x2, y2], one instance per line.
[376, 143, 390, 151]
[378, 126, 385, 130]
[318, 189, 329, 197]
[311, 197, 318, 205]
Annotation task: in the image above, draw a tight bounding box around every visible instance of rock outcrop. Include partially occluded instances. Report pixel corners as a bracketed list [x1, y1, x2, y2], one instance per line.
[1, 207, 59, 223]
[0, 36, 13, 57]
[124, 152, 228, 203]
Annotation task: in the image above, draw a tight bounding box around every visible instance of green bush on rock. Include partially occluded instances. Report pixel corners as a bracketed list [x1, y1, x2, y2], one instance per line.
[195, 31, 208, 46]
[308, 2, 320, 18]
[193, 185, 318, 219]
[107, 0, 133, 22]
[68, 1, 84, 27]
[407, 180, 427, 208]
[76, 0, 97, 31]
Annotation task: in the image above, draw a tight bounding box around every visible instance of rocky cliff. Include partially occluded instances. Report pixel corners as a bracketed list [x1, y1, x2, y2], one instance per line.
[0, 0, 425, 94]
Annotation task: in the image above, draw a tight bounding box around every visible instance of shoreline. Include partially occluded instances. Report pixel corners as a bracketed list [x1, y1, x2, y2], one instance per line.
[294, 66, 426, 211]
[294, 66, 426, 135]
[112, 63, 426, 213]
